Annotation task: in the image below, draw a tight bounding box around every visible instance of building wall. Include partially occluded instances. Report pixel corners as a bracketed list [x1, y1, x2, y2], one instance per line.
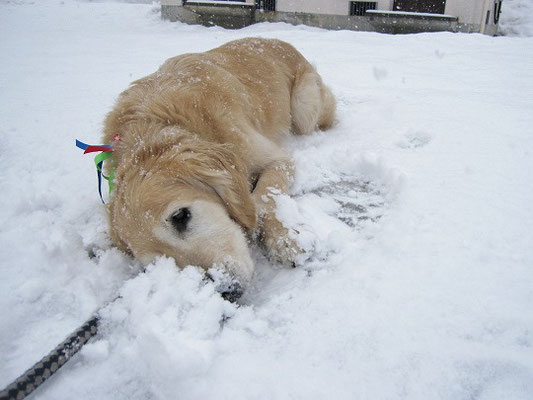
[445, 0, 483, 23]
[163, 0, 501, 29]
[275, 0, 500, 26]
[480, 0, 501, 34]
[161, 0, 500, 35]
[445, 0, 500, 33]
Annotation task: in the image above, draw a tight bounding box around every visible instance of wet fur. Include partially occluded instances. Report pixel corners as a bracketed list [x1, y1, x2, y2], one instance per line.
[103, 38, 335, 287]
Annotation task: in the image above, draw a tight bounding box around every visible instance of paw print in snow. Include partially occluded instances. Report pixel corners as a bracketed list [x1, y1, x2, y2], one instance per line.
[396, 131, 432, 149]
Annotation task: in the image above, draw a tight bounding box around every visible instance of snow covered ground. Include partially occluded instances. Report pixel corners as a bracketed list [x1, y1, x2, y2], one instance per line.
[1, 1, 532, 399]
[499, 0, 533, 37]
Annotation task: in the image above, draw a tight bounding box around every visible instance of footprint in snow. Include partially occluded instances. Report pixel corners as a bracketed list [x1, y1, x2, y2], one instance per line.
[274, 176, 389, 270]
[309, 178, 386, 230]
[396, 131, 432, 149]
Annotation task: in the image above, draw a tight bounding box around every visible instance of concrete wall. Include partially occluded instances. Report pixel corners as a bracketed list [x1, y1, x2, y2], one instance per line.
[162, 0, 256, 28]
[256, 9, 477, 34]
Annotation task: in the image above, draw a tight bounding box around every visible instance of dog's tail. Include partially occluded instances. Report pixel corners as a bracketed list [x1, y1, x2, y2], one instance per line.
[291, 68, 336, 134]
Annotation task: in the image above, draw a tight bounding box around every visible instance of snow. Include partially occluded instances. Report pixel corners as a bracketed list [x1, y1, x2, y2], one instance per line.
[365, 9, 457, 19]
[499, 0, 533, 37]
[1, 1, 533, 399]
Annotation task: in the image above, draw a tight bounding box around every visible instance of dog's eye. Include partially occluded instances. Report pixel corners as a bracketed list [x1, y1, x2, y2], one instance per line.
[170, 208, 191, 233]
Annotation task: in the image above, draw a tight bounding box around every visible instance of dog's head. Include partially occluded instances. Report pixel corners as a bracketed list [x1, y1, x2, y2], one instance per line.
[108, 128, 257, 293]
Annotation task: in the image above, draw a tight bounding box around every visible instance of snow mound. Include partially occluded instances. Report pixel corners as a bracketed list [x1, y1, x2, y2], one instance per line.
[499, 0, 533, 37]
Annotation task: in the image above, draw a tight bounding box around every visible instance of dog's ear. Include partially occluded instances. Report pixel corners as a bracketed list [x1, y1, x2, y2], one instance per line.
[182, 143, 257, 231]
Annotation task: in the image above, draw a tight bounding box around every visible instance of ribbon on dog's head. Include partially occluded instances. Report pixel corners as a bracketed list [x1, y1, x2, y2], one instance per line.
[76, 135, 119, 203]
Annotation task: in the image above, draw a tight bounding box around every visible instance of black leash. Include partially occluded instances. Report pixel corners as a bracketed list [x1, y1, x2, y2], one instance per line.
[0, 271, 239, 399]
[0, 316, 99, 400]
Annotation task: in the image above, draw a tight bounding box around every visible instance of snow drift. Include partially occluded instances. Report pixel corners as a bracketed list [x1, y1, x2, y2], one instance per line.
[1, 1, 532, 399]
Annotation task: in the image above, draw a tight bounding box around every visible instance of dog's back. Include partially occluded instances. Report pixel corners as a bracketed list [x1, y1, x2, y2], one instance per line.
[103, 38, 334, 157]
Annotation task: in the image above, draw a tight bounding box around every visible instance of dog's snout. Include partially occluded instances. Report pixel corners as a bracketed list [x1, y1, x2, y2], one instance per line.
[207, 268, 245, 303]
[220, 282, 243, 302]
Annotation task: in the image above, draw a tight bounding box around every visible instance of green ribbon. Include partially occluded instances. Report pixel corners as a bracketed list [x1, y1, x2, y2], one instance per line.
[94, 151, 115, 195]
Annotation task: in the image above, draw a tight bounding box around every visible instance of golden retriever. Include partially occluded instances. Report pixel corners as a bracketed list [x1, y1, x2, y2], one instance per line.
[103, 38, 335, 297]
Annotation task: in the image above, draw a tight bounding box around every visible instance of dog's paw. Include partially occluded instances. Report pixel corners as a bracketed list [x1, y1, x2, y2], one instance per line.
[260, 217, 303, 267]
[265, 233, 302, 268]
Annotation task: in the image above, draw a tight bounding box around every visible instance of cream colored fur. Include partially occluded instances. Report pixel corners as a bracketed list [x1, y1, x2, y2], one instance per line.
[103, 38, 335, 289]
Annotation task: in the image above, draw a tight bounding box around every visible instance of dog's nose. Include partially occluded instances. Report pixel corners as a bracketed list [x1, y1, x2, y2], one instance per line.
[220, 282, 243, 302]
[206, 270, 244, 302]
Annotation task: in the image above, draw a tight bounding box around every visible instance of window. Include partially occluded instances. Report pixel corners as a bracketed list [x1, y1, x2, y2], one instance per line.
[183, 0, 245, 3]
[494, 1, 502, 24]
[392, 0, 446, 15]
[350, 1, 377, 16]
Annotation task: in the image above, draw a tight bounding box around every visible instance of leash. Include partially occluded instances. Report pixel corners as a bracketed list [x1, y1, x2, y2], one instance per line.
[0, 136, 241, 399]
[0, 316, 99, 400]
[0, 139, 117, 399]
[0, 279, 237, 400]
[0, 269, 242, 399]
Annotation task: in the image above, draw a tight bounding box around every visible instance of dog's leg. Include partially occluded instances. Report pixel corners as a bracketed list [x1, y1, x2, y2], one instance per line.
[252, 157, 301, 266]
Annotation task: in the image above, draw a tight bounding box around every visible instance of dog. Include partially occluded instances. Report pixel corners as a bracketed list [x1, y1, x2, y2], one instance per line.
[103, 38, 335, 297]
